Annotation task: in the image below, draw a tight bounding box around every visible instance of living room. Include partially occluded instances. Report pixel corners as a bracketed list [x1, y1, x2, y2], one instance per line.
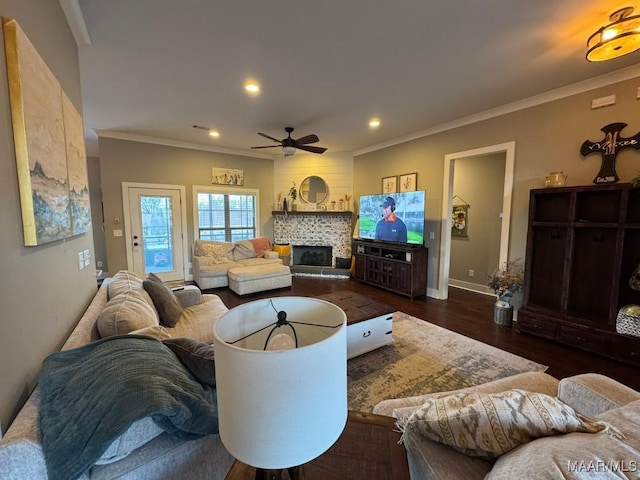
[2, 1, 640, 476]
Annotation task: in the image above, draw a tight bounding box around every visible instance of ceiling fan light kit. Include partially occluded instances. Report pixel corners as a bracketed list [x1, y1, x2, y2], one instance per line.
[251, 126, 327, 156]
[586, 6, 640, 62]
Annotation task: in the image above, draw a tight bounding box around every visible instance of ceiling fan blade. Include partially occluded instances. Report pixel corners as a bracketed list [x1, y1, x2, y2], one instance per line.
[296, 145, 327, 154]
[294, 134, 319, 145]
[251, 145, 280, 149]
[258, 132, 282, 143]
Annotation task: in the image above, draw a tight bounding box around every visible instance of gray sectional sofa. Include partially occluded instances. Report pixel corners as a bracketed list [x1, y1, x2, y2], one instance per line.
[192, 237, 285, 290]
[0, 271, 234, 480]
[373, 371, 640, 479]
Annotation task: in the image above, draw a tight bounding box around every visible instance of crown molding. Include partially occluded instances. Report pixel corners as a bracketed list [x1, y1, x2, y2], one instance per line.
[354, 64, 640, 156]
[59, 0, 91, 46]
[94, 130, 276, 160]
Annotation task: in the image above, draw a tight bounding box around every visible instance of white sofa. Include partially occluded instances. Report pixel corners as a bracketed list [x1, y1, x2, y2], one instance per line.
[192, 237, 285, 290]
[0, 271, 234, 480]
[373, 371, 640, 479]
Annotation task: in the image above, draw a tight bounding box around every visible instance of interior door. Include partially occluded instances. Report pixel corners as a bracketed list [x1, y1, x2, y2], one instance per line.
[125, 186, 185, 282]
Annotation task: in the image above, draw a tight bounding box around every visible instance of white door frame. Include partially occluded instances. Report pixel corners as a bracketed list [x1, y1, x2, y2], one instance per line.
[122, 182, 189, 281]
[436, 141, 516, 300]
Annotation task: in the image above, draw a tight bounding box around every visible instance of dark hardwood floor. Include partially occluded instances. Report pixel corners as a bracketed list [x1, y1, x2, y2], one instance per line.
[210, 276, 639, 391]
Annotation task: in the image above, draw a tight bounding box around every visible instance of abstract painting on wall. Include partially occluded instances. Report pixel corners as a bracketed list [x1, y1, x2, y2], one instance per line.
[3, 18, 90, 246]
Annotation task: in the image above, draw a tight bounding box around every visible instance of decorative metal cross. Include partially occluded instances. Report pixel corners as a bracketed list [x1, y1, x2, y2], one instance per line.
[580, 122, 640, 184]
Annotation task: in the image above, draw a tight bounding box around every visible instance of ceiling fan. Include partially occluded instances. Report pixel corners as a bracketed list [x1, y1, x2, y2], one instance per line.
[251, 127, 327, 156]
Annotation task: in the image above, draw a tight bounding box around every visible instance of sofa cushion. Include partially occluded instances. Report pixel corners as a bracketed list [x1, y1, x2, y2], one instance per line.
[143, 273, 183, 327]
[128, 325, 172, 340]
[401, 389, 613, 459]
[97, 291, 159, 338]
[94, 417, 164, 465]
[249, 236, 271, 258]
[169, 294, 229, 344]
[486, 400, 640, 479]
[163, 338, 216, 387]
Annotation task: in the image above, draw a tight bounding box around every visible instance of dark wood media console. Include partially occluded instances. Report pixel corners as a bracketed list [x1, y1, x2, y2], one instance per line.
[353, 239, 428, 299]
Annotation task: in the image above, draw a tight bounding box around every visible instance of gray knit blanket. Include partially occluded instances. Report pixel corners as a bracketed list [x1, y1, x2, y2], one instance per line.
[38, 335, 218, 480]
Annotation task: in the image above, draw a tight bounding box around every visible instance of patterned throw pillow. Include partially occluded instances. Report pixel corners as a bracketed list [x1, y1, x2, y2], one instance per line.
[197, 242, 231, 264]
[400, 389, 616, 459]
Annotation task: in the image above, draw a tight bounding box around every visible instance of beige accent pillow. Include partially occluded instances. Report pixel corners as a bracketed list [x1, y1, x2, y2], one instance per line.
[97, 291, 159, 338]
[401, 389, 615, 459]
[108, 270, 144, 299]
[198, 242, 232, 264]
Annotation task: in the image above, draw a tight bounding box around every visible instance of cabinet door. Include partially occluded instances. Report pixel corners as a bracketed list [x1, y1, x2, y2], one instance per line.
[391, 262, 412, 294]
[568, 227, 617, 323]
[527, 227, 569, 311]
[354, 255, 366, 281]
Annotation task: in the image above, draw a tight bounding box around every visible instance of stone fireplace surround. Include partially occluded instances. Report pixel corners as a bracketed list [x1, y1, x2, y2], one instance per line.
[273, 211, 353, 269]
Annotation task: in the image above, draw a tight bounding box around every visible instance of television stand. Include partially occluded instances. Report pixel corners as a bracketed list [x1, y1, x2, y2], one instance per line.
[353, 240, 428, 299]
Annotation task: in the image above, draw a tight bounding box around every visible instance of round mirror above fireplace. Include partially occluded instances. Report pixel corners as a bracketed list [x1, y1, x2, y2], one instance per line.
[300, 176, 329, 204]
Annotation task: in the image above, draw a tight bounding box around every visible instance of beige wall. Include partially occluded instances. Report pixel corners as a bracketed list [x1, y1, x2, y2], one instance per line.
[98, 138, 275, 276]
[354, 77, 640, 293]
[0, 0, 97, 432]
[449, 153, 505, 291]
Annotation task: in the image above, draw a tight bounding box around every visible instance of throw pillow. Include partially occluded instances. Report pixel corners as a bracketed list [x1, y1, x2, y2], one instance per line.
[142, 273, 183, 327]
[97, 291, 159, 338]
[198, 242, 232, 264]
[249, 236, 272, 258]
[400, 389, 615, 459]
[162, 338, 216, 387]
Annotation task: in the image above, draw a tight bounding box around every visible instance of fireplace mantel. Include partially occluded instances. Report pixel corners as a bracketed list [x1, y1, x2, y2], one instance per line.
[272, 211, 353, 217]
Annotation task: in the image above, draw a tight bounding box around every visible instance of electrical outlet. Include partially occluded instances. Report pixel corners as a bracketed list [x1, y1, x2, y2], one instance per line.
[429, 231, 435, 240]
[97, 260, 103, 268]
[468, 269, 475, 278]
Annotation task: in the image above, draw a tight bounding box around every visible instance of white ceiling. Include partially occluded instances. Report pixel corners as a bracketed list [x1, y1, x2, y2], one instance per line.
[63, 0, 640, 159]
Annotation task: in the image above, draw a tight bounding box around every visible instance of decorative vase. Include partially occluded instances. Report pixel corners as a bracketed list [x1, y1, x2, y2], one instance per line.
[291, 201, 297, 211]
[283, 198, 288, 211]
[493, 296, 513, 326]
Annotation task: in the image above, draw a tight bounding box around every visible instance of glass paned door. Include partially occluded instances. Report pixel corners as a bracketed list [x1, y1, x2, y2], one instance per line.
[126, 186, 185, 282]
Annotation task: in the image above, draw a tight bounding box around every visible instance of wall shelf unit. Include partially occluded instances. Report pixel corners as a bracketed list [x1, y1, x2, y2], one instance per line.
[518, 183, 640, 366]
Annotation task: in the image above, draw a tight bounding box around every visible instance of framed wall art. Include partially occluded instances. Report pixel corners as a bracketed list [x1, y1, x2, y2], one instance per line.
[212, 167, 244, 186]
[4, 18, 90, 246]
[381, 175, 397, 194]
[399, 172, 417, 192]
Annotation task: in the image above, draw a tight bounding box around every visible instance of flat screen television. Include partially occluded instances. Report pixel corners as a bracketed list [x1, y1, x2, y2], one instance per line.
[358, 191, 426, 245]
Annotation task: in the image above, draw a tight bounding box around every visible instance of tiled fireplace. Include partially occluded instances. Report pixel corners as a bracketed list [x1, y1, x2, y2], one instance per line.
[273, 212, 353, 269]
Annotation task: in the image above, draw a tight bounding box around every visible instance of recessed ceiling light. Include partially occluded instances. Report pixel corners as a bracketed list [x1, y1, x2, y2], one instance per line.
[208, 130, 220, 138]
[369, 118, 381, 128]
[244, 81, 261, 94]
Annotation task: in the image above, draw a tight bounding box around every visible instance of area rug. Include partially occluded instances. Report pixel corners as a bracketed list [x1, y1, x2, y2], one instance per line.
[347, 312, 547, 412]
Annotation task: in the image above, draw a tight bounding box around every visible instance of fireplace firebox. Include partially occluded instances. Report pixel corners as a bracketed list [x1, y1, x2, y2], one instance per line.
[292, 245, 332, 267]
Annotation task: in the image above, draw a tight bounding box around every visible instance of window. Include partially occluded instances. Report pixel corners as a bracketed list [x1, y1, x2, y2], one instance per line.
[194, 187, 259, 241]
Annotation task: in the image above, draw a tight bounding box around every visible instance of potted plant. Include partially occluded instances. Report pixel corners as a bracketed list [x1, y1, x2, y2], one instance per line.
[487, 259, 524, 325]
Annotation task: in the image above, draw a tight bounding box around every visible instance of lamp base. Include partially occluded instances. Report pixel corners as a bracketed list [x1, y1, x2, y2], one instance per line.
[255, 466, 304, 480]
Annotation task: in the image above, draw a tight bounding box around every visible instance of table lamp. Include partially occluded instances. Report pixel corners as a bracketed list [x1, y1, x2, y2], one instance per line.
[213, 296, 348, 479]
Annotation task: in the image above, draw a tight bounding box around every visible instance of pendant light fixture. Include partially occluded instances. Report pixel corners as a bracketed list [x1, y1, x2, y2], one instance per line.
[586, 7, 640, 62]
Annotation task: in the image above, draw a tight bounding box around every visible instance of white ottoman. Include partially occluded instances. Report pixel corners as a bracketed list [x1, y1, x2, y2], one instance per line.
[228, 264, 292, 295]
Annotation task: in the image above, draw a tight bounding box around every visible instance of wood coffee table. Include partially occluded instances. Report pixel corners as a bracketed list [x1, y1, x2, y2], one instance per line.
[224, 411, 410, 480]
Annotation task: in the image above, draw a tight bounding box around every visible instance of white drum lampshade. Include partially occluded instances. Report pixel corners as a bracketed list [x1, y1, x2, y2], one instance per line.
[213, 297, 348, 471]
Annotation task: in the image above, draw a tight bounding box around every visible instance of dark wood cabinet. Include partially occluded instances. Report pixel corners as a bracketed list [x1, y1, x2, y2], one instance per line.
[518, 183, 640, 366]
[353, 240, 427, 299]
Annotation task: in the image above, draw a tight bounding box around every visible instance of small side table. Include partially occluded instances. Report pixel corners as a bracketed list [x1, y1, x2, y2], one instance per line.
[225, 411, 409, 480]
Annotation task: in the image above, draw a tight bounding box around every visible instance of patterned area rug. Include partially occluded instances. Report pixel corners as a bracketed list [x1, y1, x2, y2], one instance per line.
[347, 312, 547, 412]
